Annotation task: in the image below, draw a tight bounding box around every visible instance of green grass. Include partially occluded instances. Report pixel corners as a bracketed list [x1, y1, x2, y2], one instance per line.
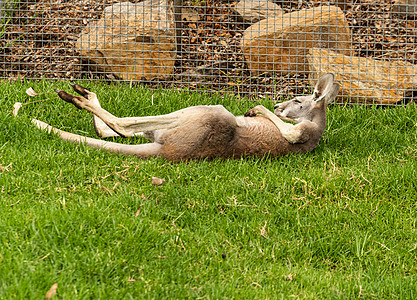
[1, 0, 19, 37]
[1, 79, 417, 299]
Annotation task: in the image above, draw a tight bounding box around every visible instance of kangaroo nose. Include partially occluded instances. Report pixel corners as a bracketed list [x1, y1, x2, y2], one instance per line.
[274, 103, 280, 109]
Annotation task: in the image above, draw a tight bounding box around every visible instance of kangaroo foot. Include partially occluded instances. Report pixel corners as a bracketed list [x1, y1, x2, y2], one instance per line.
[244, 109, 257, 117]
[57, 90, 87, 110]
[71, 84, 91, 98]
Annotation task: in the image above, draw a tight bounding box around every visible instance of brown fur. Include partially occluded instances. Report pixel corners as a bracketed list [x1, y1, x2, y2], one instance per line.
[31, 74, 339, 161]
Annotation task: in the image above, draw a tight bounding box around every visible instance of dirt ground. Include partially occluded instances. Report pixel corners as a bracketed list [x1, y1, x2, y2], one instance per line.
[1, 0, 416, 98]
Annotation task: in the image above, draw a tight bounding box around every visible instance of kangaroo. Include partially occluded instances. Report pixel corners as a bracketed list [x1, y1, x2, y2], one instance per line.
[32, 74, 339, 162]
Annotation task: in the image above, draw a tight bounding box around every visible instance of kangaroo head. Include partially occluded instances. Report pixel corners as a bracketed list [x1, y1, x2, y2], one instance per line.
[274, 74, 340, 124]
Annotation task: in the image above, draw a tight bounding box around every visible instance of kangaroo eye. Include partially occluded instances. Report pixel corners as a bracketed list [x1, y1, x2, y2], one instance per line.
[294, 99, 301, 104]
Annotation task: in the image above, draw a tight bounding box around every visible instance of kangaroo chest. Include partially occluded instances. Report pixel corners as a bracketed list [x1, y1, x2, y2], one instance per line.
[231, 116, 294, 157]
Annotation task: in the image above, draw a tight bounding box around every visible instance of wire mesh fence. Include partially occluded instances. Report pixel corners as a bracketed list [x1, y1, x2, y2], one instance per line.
[1, 0, 417, 104]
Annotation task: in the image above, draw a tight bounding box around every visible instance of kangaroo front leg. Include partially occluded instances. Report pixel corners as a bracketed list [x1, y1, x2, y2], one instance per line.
[245, 105, 294, 132]
[58, 88, 179, 138]
[245, 105, 311, 144]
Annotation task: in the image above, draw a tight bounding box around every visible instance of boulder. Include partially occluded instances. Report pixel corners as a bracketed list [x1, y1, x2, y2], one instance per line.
[241, 5, 352, 76]
[232, 0, 283, 24]
[75, 0, 177, 81]
[308, 48, 417, 104]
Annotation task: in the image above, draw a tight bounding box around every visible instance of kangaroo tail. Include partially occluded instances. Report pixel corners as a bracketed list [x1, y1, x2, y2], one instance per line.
[32, 119, 161, 158]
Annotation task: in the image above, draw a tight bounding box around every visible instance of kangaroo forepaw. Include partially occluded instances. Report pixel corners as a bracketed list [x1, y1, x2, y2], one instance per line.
[57, 90, 85, 110]
[71, 84, 91, 98]
[244, 109, 257, 117]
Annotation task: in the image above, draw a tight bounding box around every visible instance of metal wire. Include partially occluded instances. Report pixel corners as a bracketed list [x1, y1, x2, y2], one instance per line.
[1, 0, 416, 104]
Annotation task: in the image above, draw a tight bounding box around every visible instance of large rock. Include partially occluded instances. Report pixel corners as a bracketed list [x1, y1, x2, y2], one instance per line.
[232, 0, 283, 24]
[241, 5, 352, 76]
[308, 48, 417, 104]
[75, 0, 177, 81]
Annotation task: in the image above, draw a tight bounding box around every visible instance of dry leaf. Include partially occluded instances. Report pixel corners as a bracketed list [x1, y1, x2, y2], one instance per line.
[45, 283, 58, 299]
[152, 177, 165, 185]
[26, 87, 39, 97]
[135, 204, 144, 217]
[284, 274, 294, 281]
[13, 102, 22, 117]
[260, 220, 268, 238]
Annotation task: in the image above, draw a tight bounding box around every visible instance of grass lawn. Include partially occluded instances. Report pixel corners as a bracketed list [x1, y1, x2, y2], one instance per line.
[1, 80, 417, 299]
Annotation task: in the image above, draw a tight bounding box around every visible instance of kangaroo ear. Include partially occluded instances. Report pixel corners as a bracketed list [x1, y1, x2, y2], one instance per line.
[312, 74, 336, 102]
[326, 83, 340, 104]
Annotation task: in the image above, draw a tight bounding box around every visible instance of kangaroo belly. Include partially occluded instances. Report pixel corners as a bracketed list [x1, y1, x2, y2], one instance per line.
[231, 116, 294, 157]
[158, 114, 309, 161]
[159, 108, 239, 161]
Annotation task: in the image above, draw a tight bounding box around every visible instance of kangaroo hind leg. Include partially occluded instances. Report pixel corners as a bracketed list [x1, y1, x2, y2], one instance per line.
[58, 86, 182, 139]
[69, 84, 121, 138]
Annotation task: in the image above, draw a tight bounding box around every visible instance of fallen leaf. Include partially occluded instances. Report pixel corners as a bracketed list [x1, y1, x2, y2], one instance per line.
[112, 182, 121, 190]
[260, 220, 268, 238]
[45, 283, 58, 299]
[135, 204, 144, 217]
[13, 102, 22, 117]
[284, 274, 294, 281]
[152, 177, 165, 185]
[252, 281, 263, 288]
[26, 87, 39, 97]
